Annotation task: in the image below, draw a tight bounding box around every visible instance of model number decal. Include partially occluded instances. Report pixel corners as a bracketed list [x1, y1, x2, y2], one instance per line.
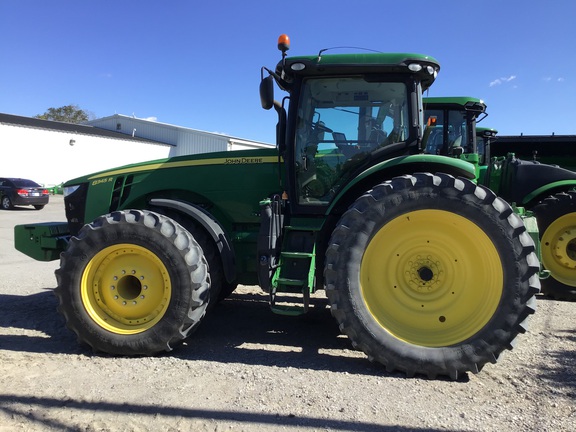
[91, 177, 113, 186]
[225, 157, 264, 165]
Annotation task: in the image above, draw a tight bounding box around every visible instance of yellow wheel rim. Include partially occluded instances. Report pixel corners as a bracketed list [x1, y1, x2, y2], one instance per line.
[360, 209, 503, 347]
[81, 244, 171, 334]
[541, 212, 576, 287]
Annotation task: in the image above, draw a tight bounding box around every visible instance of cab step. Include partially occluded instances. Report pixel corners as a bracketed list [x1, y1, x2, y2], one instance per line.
[269, 225, 317, 315]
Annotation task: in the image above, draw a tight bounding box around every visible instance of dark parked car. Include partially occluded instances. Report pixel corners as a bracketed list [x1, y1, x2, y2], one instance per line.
[0, 177, 49, 210]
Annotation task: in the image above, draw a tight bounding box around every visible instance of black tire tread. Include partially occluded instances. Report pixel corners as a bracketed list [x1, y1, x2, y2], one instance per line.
[324, 173, 540, 379]
[55, 209, 210, 355]
[532, 191, 576, 301]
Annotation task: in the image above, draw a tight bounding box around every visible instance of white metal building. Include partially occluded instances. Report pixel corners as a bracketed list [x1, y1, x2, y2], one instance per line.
[0, 113, 273, 187]
[86, 114, 273, 157]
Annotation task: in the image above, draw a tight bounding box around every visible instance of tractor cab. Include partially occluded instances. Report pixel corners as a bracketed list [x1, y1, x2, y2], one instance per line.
[422, 97, 487, 177]
[261, 35, 442, 212]
[476, 127, 499, 163]
[476, 127, 499, 185]
[290, 76, 411, 205]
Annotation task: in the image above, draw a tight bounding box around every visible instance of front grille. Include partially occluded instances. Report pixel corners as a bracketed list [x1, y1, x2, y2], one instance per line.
[64, 183, 89, 236]
[120, 175, 134, 207]
[109, 176, 125, 212]
[108, 175, 134, 212]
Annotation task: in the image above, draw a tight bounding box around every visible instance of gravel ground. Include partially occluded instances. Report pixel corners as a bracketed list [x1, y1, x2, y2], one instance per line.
[0, 196, 575, 432]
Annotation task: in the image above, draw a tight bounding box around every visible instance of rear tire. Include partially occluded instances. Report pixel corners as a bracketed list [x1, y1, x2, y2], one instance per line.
[324, 173, 540, 379]
[532, 191, 576, 301]
[1, 196, 13, 210]
[55, 209, 210, 355]
[33, 205, 45, 210]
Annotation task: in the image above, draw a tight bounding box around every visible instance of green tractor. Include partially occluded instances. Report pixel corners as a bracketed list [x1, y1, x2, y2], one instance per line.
[424, 96, 576, 301]
[14, 36, 540, 379]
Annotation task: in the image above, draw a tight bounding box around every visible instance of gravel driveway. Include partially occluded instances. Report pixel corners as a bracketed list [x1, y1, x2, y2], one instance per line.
[0, 195, 574, 431]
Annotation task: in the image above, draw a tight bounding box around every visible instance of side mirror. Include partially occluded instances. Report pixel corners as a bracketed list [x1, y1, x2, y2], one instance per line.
[260, 75, 274, 110]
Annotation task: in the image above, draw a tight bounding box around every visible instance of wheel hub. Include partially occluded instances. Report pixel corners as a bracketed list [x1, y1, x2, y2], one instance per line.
[108, 271, 148, 305]
[405, 255, 442, 293]
[551, 229, 576, 269]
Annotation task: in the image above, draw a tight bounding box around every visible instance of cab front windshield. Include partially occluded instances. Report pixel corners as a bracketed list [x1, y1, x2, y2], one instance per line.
[295, 76, 410, 205]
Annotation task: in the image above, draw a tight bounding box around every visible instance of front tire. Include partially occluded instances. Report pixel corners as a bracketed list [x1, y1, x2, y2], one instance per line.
[55, 209, 210, 355]
[532, 191, 576, 301]
[325, 173, 540, 379]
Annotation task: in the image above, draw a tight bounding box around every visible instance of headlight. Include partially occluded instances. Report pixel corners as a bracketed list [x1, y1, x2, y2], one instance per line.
[63, 185, 80, 197]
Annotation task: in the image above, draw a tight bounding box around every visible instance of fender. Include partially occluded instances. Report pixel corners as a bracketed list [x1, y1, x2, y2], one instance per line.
[149, 198, 236, 284]
[523, 180, 576, 206]
[326, 154, 476, 214]
[498, 157, 576, 206]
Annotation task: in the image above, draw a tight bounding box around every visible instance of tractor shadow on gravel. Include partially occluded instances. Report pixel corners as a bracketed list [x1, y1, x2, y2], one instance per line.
[0, 289, 80, 355]
[0, 287, 404, 378]
[0, 393, 449, 432]
[179, 289, 381, 373]
[530, 296, 576, 397]
[3, 288, 574, 387]
[185, 291, 576, 385]
[176, 288, 449, 379]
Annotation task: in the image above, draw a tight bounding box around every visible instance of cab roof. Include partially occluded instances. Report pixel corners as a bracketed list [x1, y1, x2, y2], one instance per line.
[278, 52, 441, 90]
[424, 96, 486, 110]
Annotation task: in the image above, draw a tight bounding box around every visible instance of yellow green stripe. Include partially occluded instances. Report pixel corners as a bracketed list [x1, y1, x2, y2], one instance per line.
[88, 156, 281, 180]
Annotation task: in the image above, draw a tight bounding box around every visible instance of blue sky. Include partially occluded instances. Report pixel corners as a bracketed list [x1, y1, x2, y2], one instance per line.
[1, 1, 575, 144]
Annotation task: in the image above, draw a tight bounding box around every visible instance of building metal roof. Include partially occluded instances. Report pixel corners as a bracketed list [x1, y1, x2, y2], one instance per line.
[87, 114, 273, 146]
[0, 112, 173, 146]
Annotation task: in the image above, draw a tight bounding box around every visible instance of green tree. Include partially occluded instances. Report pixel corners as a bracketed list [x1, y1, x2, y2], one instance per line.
[35, 104, 94, 124]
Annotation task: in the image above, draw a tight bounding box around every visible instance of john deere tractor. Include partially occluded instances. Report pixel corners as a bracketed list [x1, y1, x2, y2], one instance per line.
[424, 96, 576, 301]
[14, 36, 540, 379]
